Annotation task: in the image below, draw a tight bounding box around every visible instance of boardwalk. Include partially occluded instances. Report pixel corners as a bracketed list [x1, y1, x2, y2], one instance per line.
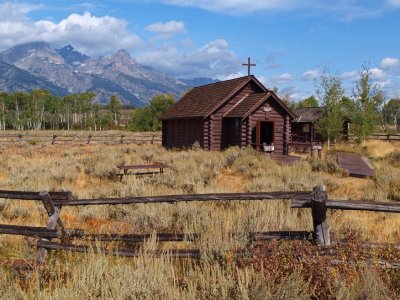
[336, 152, 374, 178]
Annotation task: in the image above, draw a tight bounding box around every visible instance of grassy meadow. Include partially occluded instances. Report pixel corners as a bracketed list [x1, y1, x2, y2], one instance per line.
[0, 138, 400, 299]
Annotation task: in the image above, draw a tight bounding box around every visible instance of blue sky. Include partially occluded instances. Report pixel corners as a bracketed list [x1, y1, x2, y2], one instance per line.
[0, 0, 399, 100]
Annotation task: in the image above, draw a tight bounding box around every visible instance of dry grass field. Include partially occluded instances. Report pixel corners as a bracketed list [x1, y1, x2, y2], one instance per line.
[0, 138, 400, 299]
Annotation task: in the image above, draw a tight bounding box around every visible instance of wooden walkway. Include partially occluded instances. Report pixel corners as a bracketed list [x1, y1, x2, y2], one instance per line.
[336, 152, 374, 178]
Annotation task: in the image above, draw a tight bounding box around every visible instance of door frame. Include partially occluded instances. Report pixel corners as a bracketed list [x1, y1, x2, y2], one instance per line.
[256, 121, 274, 150]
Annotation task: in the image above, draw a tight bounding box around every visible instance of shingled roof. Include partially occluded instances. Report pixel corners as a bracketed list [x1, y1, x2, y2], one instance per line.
[160, 76, 258, 119]
[224, 93, 270, 117]
[293, 107, 323, 123]
[225, 92, 296, 119]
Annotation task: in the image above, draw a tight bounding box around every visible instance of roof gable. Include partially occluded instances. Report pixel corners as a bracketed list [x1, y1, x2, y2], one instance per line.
[160, 76, 266, 120]
[224, 93, 269, 117]
[224, 91, 295, 120]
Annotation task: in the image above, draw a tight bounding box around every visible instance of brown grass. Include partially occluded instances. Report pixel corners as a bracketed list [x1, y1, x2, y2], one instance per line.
[0, 139, 400, 298]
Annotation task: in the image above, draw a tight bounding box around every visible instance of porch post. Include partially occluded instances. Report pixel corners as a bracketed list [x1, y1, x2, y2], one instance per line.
[256, 121, 261, 150]
[247, 117, 252, 146]
[284, 115, 291, 155]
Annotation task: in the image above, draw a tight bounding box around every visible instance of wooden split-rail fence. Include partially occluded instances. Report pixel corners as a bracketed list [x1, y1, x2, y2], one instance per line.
[1, 187, 400, 266]
[0, 131, 162, 146]
[348, 133, 400, 142]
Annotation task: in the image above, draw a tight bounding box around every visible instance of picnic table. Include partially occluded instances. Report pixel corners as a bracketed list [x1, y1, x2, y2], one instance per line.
[117, 163, 168, 176]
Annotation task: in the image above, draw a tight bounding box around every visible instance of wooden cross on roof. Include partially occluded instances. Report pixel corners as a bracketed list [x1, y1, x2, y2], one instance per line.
[242, 57, 256, 76]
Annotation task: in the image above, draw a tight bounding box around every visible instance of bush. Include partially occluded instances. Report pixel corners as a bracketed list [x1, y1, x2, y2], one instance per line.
[385, 151, 400, 168]
[128, 94, 175, 131]
[310, 157, 342, 174]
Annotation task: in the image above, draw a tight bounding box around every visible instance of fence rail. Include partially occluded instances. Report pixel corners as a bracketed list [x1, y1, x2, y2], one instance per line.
[348, 133, 400, 142]
[0, 131, 162, 146]
[1, 187, 400, 267]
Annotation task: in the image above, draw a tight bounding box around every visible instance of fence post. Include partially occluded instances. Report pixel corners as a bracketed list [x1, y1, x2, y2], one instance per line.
[52, 135, 57, 145]
[120, 134, 125, 144]
[36, 191, 64, 264]
[311, 185, 330, 246]
[87, 134, 92, 145]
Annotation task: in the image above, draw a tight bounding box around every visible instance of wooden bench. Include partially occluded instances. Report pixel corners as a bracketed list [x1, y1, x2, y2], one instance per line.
[117, 163, 168, 176]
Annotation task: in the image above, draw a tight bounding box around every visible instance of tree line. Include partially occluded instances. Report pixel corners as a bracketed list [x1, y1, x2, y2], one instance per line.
[0, 91, 125, 131]
[280, 66, 400, 145]
[0, 89, 176, 132]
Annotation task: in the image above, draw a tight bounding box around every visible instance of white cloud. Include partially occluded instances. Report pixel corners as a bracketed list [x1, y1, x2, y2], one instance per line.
[375, 79, 391, 88]
[388, 0, 400, 7]
[340, 70, 360, 81]
[279, 85, 301, 101]
[0, 2, 42, 21]
[369, 67, 386, 79]
[380, 57, 399, 68]
[224, 72, 245, 80]
[163, 0, 305, 14]
[302, 69, 320, 80]
[137, 39, 239, 78]
[270, 73, 294, 84]
[161, 0, 391, 17]
[146, 20, 186, 34]
[0, 8, 141, 56]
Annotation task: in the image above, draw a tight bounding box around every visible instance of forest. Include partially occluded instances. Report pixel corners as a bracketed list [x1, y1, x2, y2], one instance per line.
[0, 91, 124, 131]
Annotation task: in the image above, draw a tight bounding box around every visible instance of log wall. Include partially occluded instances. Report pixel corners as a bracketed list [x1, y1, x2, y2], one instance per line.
[209, 81, 263, 150]
[163, 118, 203, 148]
[247, 98, 288, 155]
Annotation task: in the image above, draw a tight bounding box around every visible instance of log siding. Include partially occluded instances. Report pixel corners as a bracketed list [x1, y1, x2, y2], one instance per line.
[161, 76, 294, 151]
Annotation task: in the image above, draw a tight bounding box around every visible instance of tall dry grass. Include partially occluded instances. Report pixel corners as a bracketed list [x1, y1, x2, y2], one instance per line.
[0, 139, 400, 298]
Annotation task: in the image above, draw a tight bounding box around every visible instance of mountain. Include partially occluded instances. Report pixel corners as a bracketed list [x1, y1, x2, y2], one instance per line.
[0, 57, 68, 95]
[0, 42, 217, 106]
[177, 78, 219, 86]
[55, 45, 90, 66]
[1, 41, 51, 64]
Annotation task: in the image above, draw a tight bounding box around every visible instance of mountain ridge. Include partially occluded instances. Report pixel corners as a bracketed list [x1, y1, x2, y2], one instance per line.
[0, 42, 218, 106]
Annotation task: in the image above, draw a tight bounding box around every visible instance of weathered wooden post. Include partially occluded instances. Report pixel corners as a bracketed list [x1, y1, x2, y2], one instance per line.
[52, 135, 57, 145]
[87, 134, 92, 145]
[120, 134, 125, 144]
[36, 191, 64, 264]
[311, 185, 330, 246]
